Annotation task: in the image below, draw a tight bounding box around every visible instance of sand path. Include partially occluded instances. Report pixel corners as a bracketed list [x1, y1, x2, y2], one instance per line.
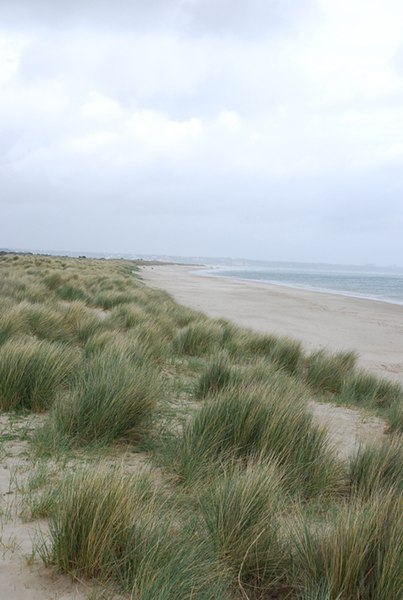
[141, 265, 403, 456]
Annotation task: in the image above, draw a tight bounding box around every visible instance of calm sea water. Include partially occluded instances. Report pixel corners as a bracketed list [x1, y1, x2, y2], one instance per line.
[201, 266, 403, 306]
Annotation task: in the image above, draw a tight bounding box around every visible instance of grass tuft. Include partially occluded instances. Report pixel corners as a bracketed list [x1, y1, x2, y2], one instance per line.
[169, 381, 342, 497]
[388, 398, 403, 433]
[41, 465, 230, 598]
[172, 320, 226, 356]
[241, 332, 303, 373]
[338, 370, 403, 410]
[0, 338, 79, 411]
[35, 351, 161, 449]
[349, 437, 403, 497]
[305, 349, 357, 394]
[198, 459, 289, 589]
[291, 492, 403, 599]
[195, 354, 237, 399]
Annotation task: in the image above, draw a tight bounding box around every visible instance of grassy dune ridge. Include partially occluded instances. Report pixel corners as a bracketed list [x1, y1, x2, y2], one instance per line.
[0, 252, 402, 599]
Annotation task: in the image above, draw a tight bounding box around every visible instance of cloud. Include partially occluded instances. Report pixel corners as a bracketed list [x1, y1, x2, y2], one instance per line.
[0, 1, 402, 264]
[0, 0, 317, 36]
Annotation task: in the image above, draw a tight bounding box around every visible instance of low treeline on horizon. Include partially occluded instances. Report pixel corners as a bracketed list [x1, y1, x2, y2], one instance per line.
[0, 252, 402, 599]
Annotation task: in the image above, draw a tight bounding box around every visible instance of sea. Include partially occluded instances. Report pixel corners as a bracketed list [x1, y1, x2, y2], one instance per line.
[198, 265, 403, 306]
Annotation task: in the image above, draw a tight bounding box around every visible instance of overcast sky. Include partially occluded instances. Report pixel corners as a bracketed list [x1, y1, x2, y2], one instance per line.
[1, 0, 403, 265]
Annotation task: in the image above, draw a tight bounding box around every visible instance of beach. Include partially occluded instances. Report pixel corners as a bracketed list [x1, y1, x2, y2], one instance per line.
[141, 265, 403, 385]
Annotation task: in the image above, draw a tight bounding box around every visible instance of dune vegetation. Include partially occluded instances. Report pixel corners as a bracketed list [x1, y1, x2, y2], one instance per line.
[0, 252, 402, 599]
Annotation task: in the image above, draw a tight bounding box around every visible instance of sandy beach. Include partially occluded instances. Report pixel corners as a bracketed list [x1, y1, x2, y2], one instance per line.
[142, 265, 403, 385]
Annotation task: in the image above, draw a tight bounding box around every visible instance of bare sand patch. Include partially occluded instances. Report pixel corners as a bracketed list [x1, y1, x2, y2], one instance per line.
[308, 401, 387, 459]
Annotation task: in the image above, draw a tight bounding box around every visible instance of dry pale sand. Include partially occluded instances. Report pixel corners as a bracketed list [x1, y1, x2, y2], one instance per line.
[142, 264, 403, 457]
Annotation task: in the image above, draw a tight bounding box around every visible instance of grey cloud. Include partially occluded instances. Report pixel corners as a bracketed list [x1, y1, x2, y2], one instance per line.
[0, 0, 177, 31]
[15, 30, 308, 122]
[172, 0, 319, 37]
[0, 0, 317, 36]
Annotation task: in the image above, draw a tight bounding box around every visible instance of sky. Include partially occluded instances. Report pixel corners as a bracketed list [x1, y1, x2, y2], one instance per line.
[1, 0, 403, 266]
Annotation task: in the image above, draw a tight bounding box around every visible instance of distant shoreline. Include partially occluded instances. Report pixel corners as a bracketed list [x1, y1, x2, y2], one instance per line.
[195, 267, 403, 307]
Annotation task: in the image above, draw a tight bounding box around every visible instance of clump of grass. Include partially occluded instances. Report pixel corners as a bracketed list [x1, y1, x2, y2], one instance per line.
[195, 354, 237, 399]
[239, 358, 308, 392]
[84, 330, 148, 363]
[198, 459, 288, 590]
[21, 461, 62, 521]
[95, 274, 132, 293]
[93, 290, 141, 309]
[57, 301, 105, 344]
[349, 437, 403, 497]
[55, 283, 88, 302]
[43, 272, 65, 291]
[0, 274, 29, 302]
[338, 370, 403, 410]
[157, 302, 197, 328]
[291, 492, 403, 599]
[107, 304, 149, 330]
[388, 398, 403, 433]
[21, 302, 63, 340]
[129, 320, 172, 362]
[216, 322, 242, 356]
[241, 332, 303, 373]
[4, 301, 68, 343]
[269, 337, 304, 373]
[41, 465, 230, 599]
[0, 338, 79, 411]
[170, 382, 342, 497]
[172, 320, 226, 356]
[241, 332, 278, 356]
[305, 349, 357, 394]
[0, 300, 26, 344]
[0, 300, 81, 345]
[36, 351, 161, 449]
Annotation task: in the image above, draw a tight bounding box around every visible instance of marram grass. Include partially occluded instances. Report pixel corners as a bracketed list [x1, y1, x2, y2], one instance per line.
[291, 491, 403, 599]
[172, 319, 227, 356]
[41, 465, 230, 599]
[36, 351, 162, 449]
[338, 369, 403, 410]
[0, 337, 79, 411]
[194, 353, 237, 399]
[168, 381, 343, 498]
[197, 459, 289, 590]
[349, 436, 403, 497]
[240, 332, 303, 373]
[305, 349, 357, 394]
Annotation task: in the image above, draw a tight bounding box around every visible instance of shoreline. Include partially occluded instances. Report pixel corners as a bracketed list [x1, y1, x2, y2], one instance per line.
[141, 264, 403, 385]
[195, 267, 403, 307]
